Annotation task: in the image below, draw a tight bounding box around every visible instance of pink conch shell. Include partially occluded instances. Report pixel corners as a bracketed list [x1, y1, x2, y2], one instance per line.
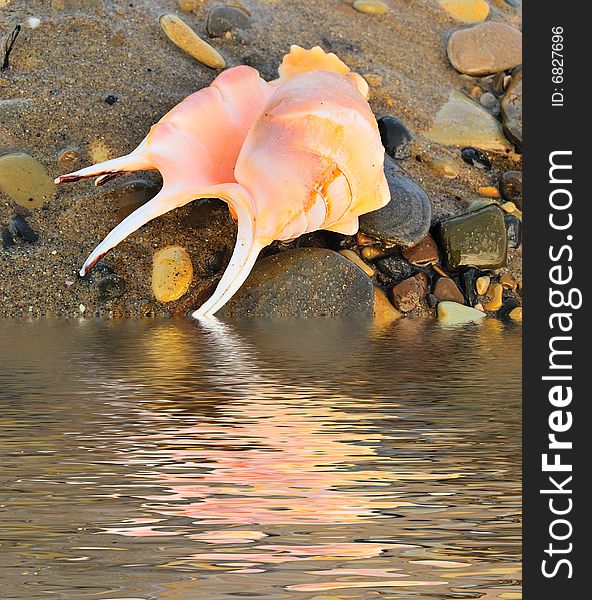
[55, 45, 389, 319]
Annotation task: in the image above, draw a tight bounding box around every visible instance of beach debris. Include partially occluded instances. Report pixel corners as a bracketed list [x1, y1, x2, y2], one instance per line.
[160, 14, 226, 69]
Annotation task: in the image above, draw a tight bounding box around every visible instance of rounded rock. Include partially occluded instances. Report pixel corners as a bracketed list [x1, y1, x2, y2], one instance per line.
[475, 275, 490, 296]
[206, 5, 251, 38]
[359, 156, 431, 248]
[438, 0, 489, 23]
[483, 282, 503, 311]
[438, 301, 486, 325]
[0, 152, 56, 208]
[219, 248, 375, 319]
[500, 171, 522, 207]
[152, 246, 194, 302]
[353, 0, 390, 14]
[430, 157, 460, 179]
[377, 115, 412, 159]
[447, 21, 522, 77]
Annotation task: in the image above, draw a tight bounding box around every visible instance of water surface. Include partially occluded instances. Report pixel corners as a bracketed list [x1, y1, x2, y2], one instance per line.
[0, 318, 521, 599]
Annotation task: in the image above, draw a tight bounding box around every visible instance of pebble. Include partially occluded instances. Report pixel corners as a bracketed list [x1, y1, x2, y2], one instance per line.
[219, 248, 375, 319]
[461, 147, 491, 170]
[57, 146, 81, 167]
[479, 91, 498, 111]
[377, 115, 412, 159]
[429, 157, 460, 179]
[108, 178, 160, 219]
[438, 0, 489, 23]
[501, 69, 522, 149]
[509, 306, 522, 322]
[401, 234, 439, 266]
[160, 14, 226, 69]
[447, 21, 522, 76]
[492, 71, 512, 96]
[426, 293, 438, 309]
[96, 273, 126, 301]
[501, 201, 516, 214]
[104, 93, 118, 105]
[373, 287, 401, 323]
[500, 271, 517, 289]
[478, 186, 500, 198]
[390, 272, 428, 312]
[206, 5, 251, 38]
[504, 214, 522, 248]
[437, 301, 486, 325]
[9, 214, 38, 243]
[152, 246, 194, 302]
[339, 249, 375, 277]
[436, 205, 508, 270]
[428, 91, 512, 152]
[361, 245, 388, 261]
[461, 268, 479, 306]
[2, 227, 14, 249]
[500, 171, 522, 208]
[178, 0, 199, 11]
[0, 152, 56, 208]
[359, 156, 431, 248]
[483, 282, 503, 311]
[353, 1, 390, 14]
[475, 275, 490, 296]
[376, 255, 415, 284]
[434, 277, 465, 304]
[356, 231, 377, 246]
[26, 17, 42, 29]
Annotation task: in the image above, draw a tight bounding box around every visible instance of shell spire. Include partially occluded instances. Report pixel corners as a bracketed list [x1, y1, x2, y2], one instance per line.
[55, 46, 389, 319]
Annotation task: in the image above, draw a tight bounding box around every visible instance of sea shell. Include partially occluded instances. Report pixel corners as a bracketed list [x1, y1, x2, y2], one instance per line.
[55, 45, 390, 319]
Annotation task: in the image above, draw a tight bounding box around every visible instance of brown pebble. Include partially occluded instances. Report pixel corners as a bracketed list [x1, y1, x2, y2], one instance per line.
[500, 271, 517, 289]
[434, 277, 465, 304]
[401, 234, 439, 266]
[430, 157, 460, 179]
[373, 287, 401, 323]
[356, 231, 378, 246]
[475, 275, 490, 296]
[501, 201, 517, 214]
[483, 282, 503, 311]
[152, 246, 194, 302]
[390, 272, 428, 312]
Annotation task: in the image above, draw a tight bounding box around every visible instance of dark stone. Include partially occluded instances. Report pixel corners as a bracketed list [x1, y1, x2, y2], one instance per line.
[104, 94, 118, 105]
[359, 156, 431, 248]
[401, 234, 439, 265]
[426, 293, 438, 309]
[206, 5, 251, 38]
[206, 249, 226, 275]
[461, 147, 492, 170]
[375, 256, 416, 284]
[500, 171, 522, 208]
[436, 205, 508, 270]
[504, 214, 522, 248]
[433, 277, 465, 304]
[377, 115, 412, 159]
[219, 248, 374, 319]
[390, 272, 428, 312]
[501, 68, 522, 149]
[499, 297, 520, 318]
[9, 214, 38, 243]
[460, 268, 479, 307]
[96, 273, 126, 301]
[2, 227, 14, 249]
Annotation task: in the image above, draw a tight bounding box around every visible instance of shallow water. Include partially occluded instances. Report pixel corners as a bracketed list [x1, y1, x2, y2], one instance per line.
[0, 318, 521, 599]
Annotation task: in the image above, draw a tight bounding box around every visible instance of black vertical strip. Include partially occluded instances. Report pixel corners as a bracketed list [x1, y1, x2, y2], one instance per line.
[523, 3, 590, 597]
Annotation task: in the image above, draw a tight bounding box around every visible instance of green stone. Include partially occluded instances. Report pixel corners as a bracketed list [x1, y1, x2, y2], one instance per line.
[436, 205, 508, 270]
